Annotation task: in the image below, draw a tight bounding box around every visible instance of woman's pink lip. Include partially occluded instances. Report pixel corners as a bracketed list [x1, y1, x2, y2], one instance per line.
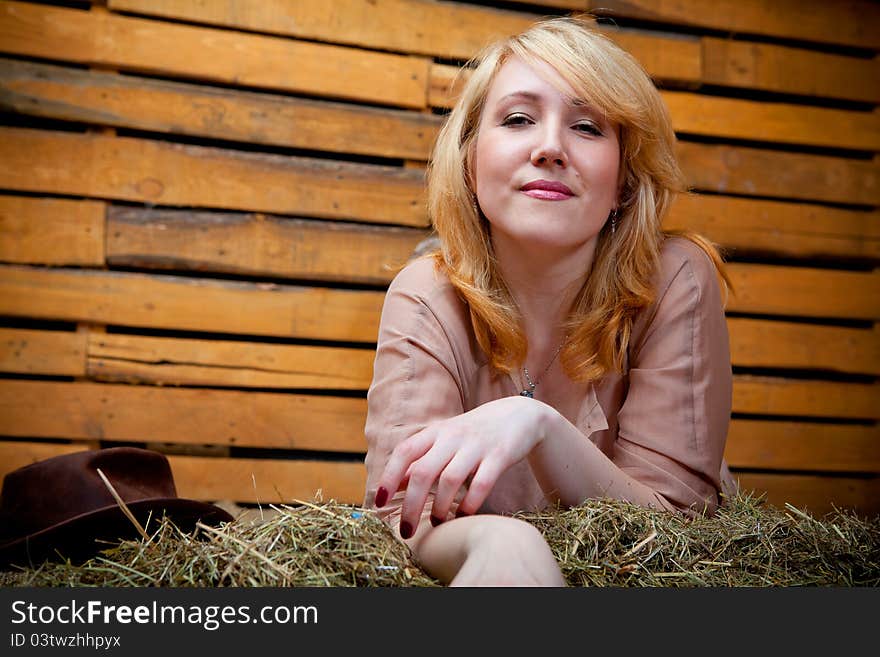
[520, 179, 574, 200]
[522, 189, 572, 201]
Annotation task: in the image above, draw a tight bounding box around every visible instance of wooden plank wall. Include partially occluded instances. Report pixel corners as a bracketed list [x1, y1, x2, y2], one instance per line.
[0, 0, 877, 517]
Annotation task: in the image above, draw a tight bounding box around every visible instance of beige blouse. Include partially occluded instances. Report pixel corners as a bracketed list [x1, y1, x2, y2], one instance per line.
[363, 237, 735, 524]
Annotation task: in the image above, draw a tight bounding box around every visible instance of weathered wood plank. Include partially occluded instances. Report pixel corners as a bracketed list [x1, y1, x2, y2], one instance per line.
[0, 380, 369, 453]
[585, 0, 880, 50]
[727, 319, 880, 375]
[87, 333, 375, 390]
[701, 37, 880, 104]
[666, 195, 880, 261]
[0, 195, 105, 266]
[0, 441, 89, 477]
[662, 90, 880, 152]
[106, 207, 427, 285]
[677, 141, 880, 207]
[0, 59, 442, 161]
[108, 0, 537, 61]
[0, 128, 428, 227]
[726, 419, 880, 474]
[734, 471, 880, 516]
[0, 328, 86, 376]
[0, 266, 385, 342]
[0, 1, 430, 108]
[732, 376, 879, 420]
[169, 454, 366, 505]
[0, 440, 367, 505]
[725, 264, 880, 321]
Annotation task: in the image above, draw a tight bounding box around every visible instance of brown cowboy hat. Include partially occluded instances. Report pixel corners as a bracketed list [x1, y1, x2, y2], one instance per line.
[0, 447, 233, 569]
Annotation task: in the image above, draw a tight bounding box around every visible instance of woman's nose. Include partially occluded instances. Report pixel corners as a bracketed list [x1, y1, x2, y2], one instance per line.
[530, 125, 567, 167]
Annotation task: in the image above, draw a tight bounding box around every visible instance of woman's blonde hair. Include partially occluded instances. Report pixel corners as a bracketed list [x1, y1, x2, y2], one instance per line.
[427, 15, 730, 381]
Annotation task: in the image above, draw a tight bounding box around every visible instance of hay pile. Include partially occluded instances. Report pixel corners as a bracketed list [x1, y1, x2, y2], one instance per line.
[2, 494, 877, 587]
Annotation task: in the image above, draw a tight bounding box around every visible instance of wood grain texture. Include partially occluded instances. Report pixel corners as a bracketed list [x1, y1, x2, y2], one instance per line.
[0, 1, 430, 108]
[0, 328, 87, 376]
[734, 471, 880, 516]
[732, 376, 879, 420]
[585, 0, 880, 50]
[168, 453, 367, 505]
[0, 195, 105, 266]
[727, 319, 880, 375]
[87, 333, 375, 390]
[662, 90, 880, 152]
[701, 37, 880, 104]
[0, 266, 385, 342]
[666, 195, 880, 261]
[0, 380, 369, 453]
[0, 128, 428, 227]
[0, 59, 442, 161]
[726, 419, 880, 473]
[108, 0, 538, 61]
[0, 441, 367, 505]
[106, 207, 427, 285]
[677, 141, 880, 207]
[725, 264, 880, 321]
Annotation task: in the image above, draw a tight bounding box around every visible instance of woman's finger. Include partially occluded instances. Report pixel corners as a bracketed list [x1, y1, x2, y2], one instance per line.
[454, 455, 506, 517]
[374, 427, 434, 508]
[429, 448, 478, 526]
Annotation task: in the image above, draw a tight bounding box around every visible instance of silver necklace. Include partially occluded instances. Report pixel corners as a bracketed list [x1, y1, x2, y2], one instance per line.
[519, 343, 564, 398]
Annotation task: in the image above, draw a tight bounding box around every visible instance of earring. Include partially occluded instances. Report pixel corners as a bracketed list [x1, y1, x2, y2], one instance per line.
[609, 208, 619, 234]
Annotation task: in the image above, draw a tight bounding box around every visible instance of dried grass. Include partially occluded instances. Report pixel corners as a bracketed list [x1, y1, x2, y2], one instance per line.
[2, 493, 877, 587]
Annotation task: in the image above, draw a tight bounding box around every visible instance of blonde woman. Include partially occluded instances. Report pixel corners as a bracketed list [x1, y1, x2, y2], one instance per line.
[364, 16, 735, 586]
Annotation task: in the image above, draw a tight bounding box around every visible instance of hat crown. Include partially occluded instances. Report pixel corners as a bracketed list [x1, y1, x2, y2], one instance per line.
[0, 448, 177, 540]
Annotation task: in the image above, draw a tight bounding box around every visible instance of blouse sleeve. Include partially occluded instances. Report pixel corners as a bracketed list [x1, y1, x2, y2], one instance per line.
[613, 238, 733, 515]
[362, 259, 468, 523]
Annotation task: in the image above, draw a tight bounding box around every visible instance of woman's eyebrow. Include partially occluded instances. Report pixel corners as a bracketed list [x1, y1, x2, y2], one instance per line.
[496, 91, 542, 105]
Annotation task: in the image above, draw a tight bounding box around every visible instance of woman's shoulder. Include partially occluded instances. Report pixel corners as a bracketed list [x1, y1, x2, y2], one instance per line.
[384, 255, 470, 327]
[656, 235, 722, 298]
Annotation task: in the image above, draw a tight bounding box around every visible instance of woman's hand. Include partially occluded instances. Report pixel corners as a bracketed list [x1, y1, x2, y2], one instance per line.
[373, 395, 550, 539]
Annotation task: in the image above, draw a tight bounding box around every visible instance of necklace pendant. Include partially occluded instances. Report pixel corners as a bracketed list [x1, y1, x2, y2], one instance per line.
[520, 387, 535, 398]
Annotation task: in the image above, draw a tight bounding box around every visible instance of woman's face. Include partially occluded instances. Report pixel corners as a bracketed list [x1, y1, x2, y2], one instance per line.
[473, 56, 621, 253]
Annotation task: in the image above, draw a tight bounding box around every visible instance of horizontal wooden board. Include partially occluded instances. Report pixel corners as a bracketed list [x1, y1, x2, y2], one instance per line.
[0, 1, 430, 109]
[677, 141, 880, 207]
[0, 441, 367, 505]
[732, 376, 879, 420]
[701, 37, 880, 104]
[0, 380, 369, 453]
[662, 90, 880, 152]
[0, 327, 86, 376]
[666, 195, 880, 261]
[108, 0, 537, 61]
[0, 266, 385, 342]
[0, 128, 428, 227]
[585, 0, 880, 50]
[106, 207, 427, 285]
[0, 195, 105, 266]
[727, 319, 880, 375]
[87, 333, 375, 390]
[725, 419, 880, 474]
[734, 472, 880, 517]
[725, 264, 880, 321]
[0, 58, 442, 161]
[169, 453, 366, 505]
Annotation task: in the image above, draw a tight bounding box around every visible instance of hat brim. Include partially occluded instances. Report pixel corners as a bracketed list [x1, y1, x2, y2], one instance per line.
[0, 498, 233, 570]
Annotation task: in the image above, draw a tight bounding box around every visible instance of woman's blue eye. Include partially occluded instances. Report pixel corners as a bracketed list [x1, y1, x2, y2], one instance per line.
[501, 114, 532, 126]
[574, 122, 602, 136]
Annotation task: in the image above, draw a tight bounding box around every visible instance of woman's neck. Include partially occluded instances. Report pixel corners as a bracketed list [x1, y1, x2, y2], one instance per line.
[493, 233, 598, 352]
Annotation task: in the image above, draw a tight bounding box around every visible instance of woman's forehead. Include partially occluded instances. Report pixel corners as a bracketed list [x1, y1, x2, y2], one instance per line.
[485, 56, 580, 106]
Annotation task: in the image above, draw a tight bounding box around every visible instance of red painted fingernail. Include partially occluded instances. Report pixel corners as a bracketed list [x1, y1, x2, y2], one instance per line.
[455, 508, 470, 519]
[430, 515, 444, 527]
[399, 520, 414, 539]
[374, 486, 388, 508]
